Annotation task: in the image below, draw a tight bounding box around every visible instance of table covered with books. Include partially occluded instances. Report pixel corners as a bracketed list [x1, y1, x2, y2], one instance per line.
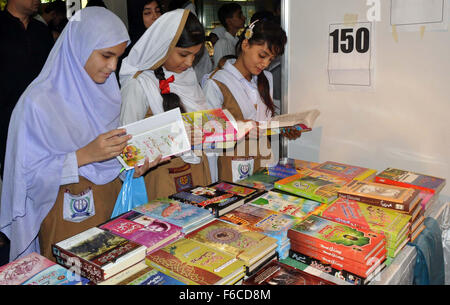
[0, 158, 447, 286]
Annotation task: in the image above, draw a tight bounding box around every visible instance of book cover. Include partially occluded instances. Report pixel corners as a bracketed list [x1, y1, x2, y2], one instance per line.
[338, 180, 421, 213]
[417, 190, 436, 211]
[312, 161, 377, 182]
[258, 109, 320, 134]
[0, 252, 87, 285]
[99, 211, 182, 253]
[248, 190, 324, 220]
[322, 198, 411, 243]
[132, 198, 215, 233]
[185, 219, 278, 266]
[145, 238, 245, 285]
[210, 181, 262, 198]
[288, 215, 386, 264]
[169, 186, 245, 217]
[274, 169, 346, 204]
[375, 167, 446, 194]
[117, 108, 191, 170]
[52, 227, 146, 283]
[242, 259, 335, 285]
[236, 168, 281, 190]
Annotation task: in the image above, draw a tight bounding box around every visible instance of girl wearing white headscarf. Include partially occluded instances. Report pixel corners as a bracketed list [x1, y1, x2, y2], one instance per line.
[0, 7, 161, 262]
[120, 9, 214, 200]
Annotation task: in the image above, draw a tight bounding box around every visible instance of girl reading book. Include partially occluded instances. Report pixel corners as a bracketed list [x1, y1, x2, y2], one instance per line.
[202, 19, 302, 182]
[0, 7, 165, 262]
[119, 9, 214, 199]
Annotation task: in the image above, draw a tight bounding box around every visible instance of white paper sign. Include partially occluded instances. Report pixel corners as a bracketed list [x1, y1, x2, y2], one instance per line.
[328, 22, 373, 87]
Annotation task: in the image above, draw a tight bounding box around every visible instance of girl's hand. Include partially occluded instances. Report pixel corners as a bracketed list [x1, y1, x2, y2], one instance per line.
[77, 129, 131, 167]
[133, 155, 171, 178]
[281, 126, 303, 140]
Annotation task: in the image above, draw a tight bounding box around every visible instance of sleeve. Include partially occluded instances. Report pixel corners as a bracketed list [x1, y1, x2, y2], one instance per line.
[202, 78, 224, 110]
[212, 39, 226, 68]
[60, 152, 79, 185]
[120, 78, 149, 126]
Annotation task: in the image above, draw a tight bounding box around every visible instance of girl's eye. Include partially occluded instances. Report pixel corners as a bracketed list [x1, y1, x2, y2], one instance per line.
[102, 54, 111, 59]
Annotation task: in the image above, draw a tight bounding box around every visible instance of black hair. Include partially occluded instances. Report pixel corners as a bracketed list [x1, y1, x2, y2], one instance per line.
[235, 20, 287, 117]
[250, 10, 275, 24]
[218, 3, 242, 29]
[86, 0, 107, 8]
[143, 0, 162, 11]
[43, 0, 66, 15]
[154, 11, 205, 113]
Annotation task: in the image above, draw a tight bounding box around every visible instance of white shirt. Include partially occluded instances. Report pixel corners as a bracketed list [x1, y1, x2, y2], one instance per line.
[212, 31, 239, 68]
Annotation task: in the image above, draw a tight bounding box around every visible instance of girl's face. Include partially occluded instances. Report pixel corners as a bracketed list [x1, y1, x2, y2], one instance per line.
[163, 44, 203, 74]
[240, 40, 275, 77]
[84, 41, 127, 84]
[142, 1, 161, 29]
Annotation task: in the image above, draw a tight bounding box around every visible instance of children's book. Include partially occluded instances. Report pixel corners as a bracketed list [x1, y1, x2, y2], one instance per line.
[132, 198, 215, 234]
[267, 158, 321, 179]
[210, 181, 262, 198]
[0, 252, 88, 285]
[288, 215, 386, 264]
[338, 180, 421, 213]
[375, 167, 446, 194]
[185, 219, 278, 266]
[99, 211, 182, 254]
[145, 238, 245, 285]
[247, 189, 324, 220]
[52, 227, 147, 283]
[236, 168, 281, 190]
[116, 108, 191, 170]
[257, 109, 320, 135]
[312, 161, 377, 182]
[242, 259, 335, 285]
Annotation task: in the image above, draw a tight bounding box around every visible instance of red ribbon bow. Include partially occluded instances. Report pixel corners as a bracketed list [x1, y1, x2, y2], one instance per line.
[159, 75, 175, 94]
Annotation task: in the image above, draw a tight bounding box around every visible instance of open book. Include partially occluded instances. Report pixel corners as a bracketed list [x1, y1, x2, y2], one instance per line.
[117, 108, 191, 170]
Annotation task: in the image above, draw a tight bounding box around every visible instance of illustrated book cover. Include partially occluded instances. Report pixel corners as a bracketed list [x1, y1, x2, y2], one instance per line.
[236, 168, 281, 190]
[99, 210, 182, 254]
[117, 108, 191, 170]
[312, 161, 377, 182]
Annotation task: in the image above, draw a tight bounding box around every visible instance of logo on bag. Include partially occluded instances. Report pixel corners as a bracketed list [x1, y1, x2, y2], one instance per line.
[70, 197, 91, 218]
[63, 187, 95, 223]
[238, 163, 251, 180]
[174, 174, 193, 192]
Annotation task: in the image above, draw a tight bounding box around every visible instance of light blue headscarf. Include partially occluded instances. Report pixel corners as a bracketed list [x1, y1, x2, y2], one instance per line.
[0, 7, 130, 261]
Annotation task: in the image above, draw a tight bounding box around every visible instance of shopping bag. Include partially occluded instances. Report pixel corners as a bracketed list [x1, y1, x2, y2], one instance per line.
[111, 169, 148, 218]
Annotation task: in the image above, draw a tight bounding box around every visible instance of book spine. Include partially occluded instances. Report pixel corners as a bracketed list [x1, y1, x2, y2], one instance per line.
[355, 170, 377, 182]
[145, 258, 196, 285]
[374, 176, 436, 194]
[337, 192, 408, 212]
[275, 184, 330, 203]
[53, 251, 103, 284]
[288, 249, 369, 285]
[321, 212, 371, 231]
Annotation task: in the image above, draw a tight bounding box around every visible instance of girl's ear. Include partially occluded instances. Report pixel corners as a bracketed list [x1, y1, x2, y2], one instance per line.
[241, 39, 250, 52]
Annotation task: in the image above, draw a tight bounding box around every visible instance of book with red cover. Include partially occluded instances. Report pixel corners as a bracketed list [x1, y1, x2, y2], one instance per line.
[288, 215, 386, 264]
[312, 161, 377, 182]
[242, 259, 335, 285]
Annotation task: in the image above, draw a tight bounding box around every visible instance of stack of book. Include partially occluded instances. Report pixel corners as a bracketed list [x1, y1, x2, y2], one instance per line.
[0, 252, 88, 285]
[132, 198, 215, 234]
[145, 237, 246, 285]
[242, 259, 335, 285]
[52, 227, 147, 284]
[322, 198, 411, 260]
[287, 215, 387, 284]
[338, 180, 425, 242]
[235, 168, 281, 191]
[98, 210, 183, 255]
[219, 204, 297, 259]
[312, 161, 377, 182]
[267, 158, 321, 178]
[184, 219, 278, 276]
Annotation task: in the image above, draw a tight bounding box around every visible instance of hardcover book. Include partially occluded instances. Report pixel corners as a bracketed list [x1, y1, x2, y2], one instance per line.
[247, 190, 324, 220]
[287, 215, 386, 264]
[117, 108, 191, 170]
[185, 219, 278, 266]
[0, 252, 88, 285]
[99, 211, 182, 254]
[145, 238, 245, 285]
[236, 168, 281, 190]
[338, 180, 421, 213]
[132, 198, 215, 234]
[209, 181, 262, 198]
[52, 227, 147, 283]
[242, 259, 335, 285]
[375, 167, 446, 194]
[312, 161, 377, 182]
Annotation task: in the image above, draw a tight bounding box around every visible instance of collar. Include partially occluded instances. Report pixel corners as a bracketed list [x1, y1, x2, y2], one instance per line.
[224, 30, 239, 42]
[223, 59, 258, 86]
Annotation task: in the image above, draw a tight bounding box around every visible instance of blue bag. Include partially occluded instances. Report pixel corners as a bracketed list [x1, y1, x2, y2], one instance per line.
[111, 169, 148, 218]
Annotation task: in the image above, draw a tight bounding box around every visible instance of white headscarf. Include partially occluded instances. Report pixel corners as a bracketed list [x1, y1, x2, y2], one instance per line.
[119, 9, 208, 114]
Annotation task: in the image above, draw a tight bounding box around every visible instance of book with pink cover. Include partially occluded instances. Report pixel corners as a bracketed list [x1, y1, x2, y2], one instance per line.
[99, 211, 183, 254]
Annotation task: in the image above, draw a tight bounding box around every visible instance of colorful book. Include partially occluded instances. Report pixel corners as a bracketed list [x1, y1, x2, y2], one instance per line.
[145, 238, 245, 285]
[0, 252, 88, 285]
[52, 227, 147, 284]
[274, 169, 346, 204]
[209, 181, 262, 198]
[417, 190, 436, 211]
[132, 198, 215, 234]
[338, 180, 421, 213]
[242, 259, 335, 285]
[288, 215, 386, 264]
[169, 186, 247, 217]
[312, 161, 377, 182]
[99, 211, 182, 254]
[236, 168, 281, 190]
[375, 167, 446, 194]
[247, 190, 324, 220]
[322, 198, 411, 244]
[184, 219, 278, 266]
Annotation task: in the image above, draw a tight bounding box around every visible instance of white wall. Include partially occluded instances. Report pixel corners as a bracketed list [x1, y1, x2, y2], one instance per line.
[283, 0, 450, 198]
[104, 0, 128, 29]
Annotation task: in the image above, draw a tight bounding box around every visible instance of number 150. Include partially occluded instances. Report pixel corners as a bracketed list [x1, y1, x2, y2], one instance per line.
[330, 28, 370, 54]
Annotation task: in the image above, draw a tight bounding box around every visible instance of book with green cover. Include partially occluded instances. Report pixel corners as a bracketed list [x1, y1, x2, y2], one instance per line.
[236, 169, 281, 191]
[145, 238, 245, 285]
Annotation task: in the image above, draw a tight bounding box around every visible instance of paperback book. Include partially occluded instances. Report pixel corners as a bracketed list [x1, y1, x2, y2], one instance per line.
[236, 168, 281, 190]
[312, 161, 377, 182]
